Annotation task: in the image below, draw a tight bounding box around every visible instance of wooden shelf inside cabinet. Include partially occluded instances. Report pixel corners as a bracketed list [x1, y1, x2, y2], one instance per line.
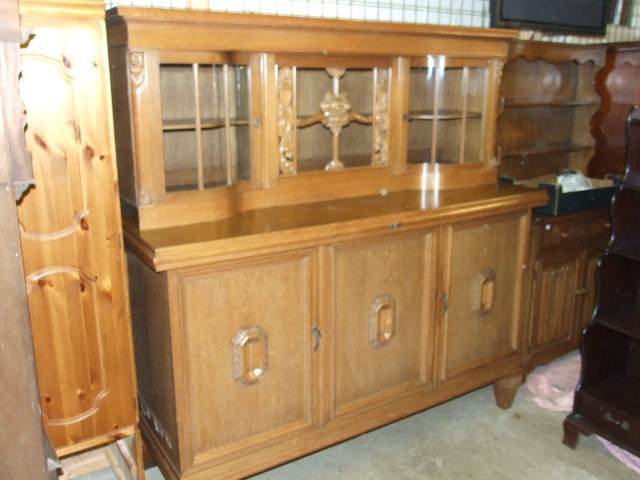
[296, 154, 373, 172]
[594, 311, 640, 339]
[609, 247, 640, 263]
[497, 41, 604, 185]
[165, 166, 229, 191]
[408, 109, 483, 121]
[501, 143, 594, 159]
[163, 118, 250, 131]
[579, 372, 640, 421]
[502, 99, 599, 109]
[593, 252, 640, 336]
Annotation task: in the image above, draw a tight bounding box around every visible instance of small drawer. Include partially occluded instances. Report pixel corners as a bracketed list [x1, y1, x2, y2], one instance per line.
[577, 392, 640, 445]
[587, 214, 612, 240]
[539, 219, 587, 248]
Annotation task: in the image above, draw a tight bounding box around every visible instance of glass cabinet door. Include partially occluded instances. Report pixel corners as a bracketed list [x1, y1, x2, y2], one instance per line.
[277, 61, 391, 174]
[408, 57, 489, 166]
[160, 60, 252, 192]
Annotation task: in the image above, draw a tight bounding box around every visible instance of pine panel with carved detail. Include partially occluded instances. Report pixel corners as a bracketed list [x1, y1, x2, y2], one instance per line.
[17, 2, 138, 456]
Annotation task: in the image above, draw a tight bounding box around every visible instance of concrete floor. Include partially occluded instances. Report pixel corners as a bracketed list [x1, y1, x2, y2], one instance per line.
[78, 381, 639, 480]
[249, 384, 639, 480]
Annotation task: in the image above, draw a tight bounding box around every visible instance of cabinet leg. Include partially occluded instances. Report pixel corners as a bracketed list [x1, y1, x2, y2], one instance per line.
[492, 374, 522, 409]
[562, 414, 592, 450]
[562, 420, 581, 450]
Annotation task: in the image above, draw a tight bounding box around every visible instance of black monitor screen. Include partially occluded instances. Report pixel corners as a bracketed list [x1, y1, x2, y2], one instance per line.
[490, 0, 610, 35]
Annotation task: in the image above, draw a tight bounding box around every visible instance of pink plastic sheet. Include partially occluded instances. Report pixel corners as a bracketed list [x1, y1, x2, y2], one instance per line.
[524, 354, 640, 475]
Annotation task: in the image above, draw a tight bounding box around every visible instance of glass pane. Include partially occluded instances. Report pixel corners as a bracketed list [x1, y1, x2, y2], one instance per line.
[297, 123, 332, 173]
[290, 67, 386, 173]
[407, 64, 439, 164]
[340, 70, 375, 169]
[437, 67, 486, 164]
[160, 63, 251, 192]
[161, 64, 198, 190]
[296, 68, 333, 173]
[408, 61, 487, 165]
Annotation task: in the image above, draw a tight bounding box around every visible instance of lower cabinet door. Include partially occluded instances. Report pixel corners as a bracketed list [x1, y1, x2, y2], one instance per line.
[171, 250, 316, 469]
[530, 249, 581, 357]
[439, 213, 527, 379]
[327, 230, 436, 419]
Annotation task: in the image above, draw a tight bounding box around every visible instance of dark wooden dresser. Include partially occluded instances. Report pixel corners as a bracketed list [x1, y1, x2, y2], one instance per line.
[563, 106, 640, 457]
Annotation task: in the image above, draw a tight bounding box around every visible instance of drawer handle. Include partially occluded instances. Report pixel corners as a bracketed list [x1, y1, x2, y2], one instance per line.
[544, 224, 571, 239]
[369, 295, 396, 348]
[232, 326, 269, 386]
[604, 412, 630, 431]
[474, 269, 496, 318]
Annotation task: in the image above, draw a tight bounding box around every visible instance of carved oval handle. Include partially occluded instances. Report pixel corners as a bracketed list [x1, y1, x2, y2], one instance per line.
[369, 295, 396, 348]
[474, 269, 496, 318]
[232, 326, 269, 386]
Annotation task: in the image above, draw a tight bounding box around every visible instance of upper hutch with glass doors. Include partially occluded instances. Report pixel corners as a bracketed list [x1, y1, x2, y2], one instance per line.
[106, 7, 518, 231]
